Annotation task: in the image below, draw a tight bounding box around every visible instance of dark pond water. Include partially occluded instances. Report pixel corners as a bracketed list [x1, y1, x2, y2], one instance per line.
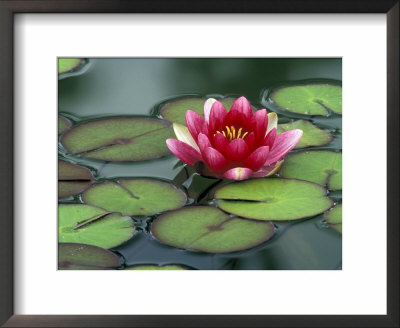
[59, 58, 342, 270]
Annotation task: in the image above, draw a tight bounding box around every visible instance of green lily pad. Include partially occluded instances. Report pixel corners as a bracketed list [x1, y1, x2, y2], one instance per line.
[277, 120, 333, 149]
[126, 264, 190, 270]
[58, 204, 135, 249]
[58, 116, 72, 135]
[160, 97, 239, 125]
[280, 150, 342, 190]
[270, 84, 342, 115]
[151, 206, 275, 253]
[325, 203, 342, 234]
[58, 58, 82, 74]
[61, 117, 174, 162]
[214, 178, 333, 221]
[58, 161, 94, 198]
[58, 243, 122, 270]
[82, 178, 187, 216]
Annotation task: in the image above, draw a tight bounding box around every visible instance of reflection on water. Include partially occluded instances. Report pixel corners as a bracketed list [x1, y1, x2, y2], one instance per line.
[59, 58, 342, 270]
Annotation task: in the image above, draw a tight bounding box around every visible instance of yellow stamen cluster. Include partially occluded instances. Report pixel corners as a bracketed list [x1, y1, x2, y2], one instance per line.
[215, 126, 249, 141]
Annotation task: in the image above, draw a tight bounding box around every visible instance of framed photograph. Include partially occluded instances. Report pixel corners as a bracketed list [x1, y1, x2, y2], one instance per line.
[1, 1, 398, 327]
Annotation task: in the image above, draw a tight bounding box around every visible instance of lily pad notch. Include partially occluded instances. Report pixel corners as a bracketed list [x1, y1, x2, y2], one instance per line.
[268, 83, 342, 116]
[324, 203, 342, 234]
[61, 117, 175, 162]
[58, 161, 95, 198]
[58, 204, 136, 249]
[280, 150, 342, 190]
[82, 178, 187, 216]
[151, 206, 275, 253]
[214, 178, 333, 221]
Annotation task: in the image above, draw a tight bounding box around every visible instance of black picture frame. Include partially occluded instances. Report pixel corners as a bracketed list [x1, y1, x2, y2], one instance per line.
[0, 1, 398, 327]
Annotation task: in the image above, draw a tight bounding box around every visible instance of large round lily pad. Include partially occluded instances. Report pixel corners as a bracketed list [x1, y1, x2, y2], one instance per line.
[58, 161, 94, 198]
[325, 203, 342, 234]
[126, 264, 190, 270]
[61, 117, 174, 162]
[58, 243, 122, 270]
[82, 178, 187, 216]
[280, 150, 342, 190]
[58, 116, 72, 135]
[151, 206, 275, 253]
[277, 120, 332, 149]
[58, 58, 82, 74]
[270, 84, 342, 115]
[214, 178, 333, 221]
[58, 204, 135, 249]
[160, 97, 237, 125]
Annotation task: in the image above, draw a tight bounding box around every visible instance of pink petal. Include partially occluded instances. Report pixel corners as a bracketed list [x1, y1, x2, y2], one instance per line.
[230, 96, 252, 120]
[264, 129, 303, 166]
[208, 101, 228, 134]
[226, 138, 249, 162]
[223, 108, 247, 128]
[251, 109, 268, 145]
[243, 146, 270, 171]
[203, 98, 217, 124]
[213, 133, 229, 154]
[166, 139, 202, 165]
[202, 147, 230, 174]
[244, 132, 255, 150]
[185, 110, 208, 141]
[264, 127, 277, 148]
[223, 167, 253, 181]
[251, 160, 284, 177]
[197, 133, 212, 154]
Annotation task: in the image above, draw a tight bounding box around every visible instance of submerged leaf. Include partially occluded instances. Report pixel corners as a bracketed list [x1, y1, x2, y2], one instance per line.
[151, 206, 275, 253]
[214, 178, 333, 221]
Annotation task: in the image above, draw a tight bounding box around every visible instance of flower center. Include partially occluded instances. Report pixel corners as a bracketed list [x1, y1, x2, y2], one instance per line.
[215, 126, 249, 141]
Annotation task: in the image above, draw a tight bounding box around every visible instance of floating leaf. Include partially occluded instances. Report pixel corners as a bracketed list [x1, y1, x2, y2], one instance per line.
[277, 120, 332, 149]
[58, 243, 121, 270]
[58, 116, 72, 135]
[126, 264, 190, 270]
[325, 203, 342, 234]
[82, 178, 187, 216]
[61, 117, 174, 162]
[58, 204, 135, 249]
[214, 178, 333, 221]
[58, 161, 94, 198]
[58, 58, 82, 74]
[160, 97, 239, 125]
[270, 84, 342, 115]
[151, 206, 275, 253]
[280, 150, 342, 190]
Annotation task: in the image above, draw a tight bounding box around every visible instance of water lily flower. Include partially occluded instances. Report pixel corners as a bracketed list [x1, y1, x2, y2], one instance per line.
[166, 97, 303, 180]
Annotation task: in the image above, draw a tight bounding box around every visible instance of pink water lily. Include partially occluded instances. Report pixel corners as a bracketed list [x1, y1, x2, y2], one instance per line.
[166, 97, 303, 180]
